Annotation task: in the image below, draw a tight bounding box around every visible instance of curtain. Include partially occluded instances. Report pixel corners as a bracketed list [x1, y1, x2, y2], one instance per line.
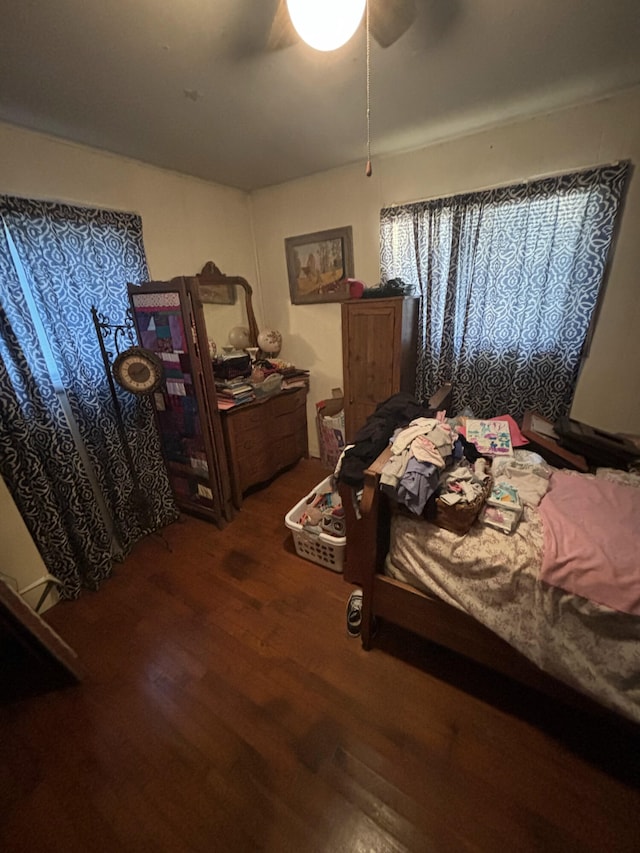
[0, 240, 114, 593]
[0, 196, 178, 598]
[380, 163, 629, 422]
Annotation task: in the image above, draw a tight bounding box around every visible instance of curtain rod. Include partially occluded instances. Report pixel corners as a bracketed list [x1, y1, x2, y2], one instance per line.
[386, 160, 624, 209]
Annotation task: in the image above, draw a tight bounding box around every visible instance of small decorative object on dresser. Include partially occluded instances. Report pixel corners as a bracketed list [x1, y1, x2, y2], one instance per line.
[257, 328, 283, 356]
[228, 325, 251, 350]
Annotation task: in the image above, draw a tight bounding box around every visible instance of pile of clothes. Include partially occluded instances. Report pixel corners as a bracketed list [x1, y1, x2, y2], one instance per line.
[336, 392, 556, 532]
[379, 416, 489, 516]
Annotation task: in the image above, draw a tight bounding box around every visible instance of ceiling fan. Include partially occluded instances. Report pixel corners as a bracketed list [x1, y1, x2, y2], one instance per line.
[267, 0, 417, 52]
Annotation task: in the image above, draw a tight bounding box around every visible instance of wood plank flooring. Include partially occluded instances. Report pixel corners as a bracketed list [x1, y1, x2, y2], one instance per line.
[1, 457, 639, 852]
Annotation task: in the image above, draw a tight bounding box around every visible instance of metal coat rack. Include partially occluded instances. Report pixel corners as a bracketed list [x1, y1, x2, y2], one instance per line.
[91, 306, 155, 533]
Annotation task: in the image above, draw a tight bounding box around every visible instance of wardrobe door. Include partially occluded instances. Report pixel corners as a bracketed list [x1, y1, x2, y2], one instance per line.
[128, 279, 232, 525]
[342, 297, 418, 442]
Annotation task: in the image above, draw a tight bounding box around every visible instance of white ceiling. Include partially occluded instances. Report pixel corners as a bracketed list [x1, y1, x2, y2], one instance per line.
[1, 1, 639, 192]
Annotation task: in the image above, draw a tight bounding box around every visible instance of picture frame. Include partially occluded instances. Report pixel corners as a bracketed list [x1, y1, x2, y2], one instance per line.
[198, 283, 236, 305]
[285, 226, 354, 304]
[197, 261, 237, 305]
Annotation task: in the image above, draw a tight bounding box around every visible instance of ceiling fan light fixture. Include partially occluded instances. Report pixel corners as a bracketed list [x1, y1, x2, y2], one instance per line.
[286, 0, 366, 52]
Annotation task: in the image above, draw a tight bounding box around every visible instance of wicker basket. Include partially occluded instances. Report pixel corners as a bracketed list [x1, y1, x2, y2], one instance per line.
[424, 477, 492, 535]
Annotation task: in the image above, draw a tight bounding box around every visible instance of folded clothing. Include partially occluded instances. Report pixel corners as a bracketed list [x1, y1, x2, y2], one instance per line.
[491, 449, 552, 507]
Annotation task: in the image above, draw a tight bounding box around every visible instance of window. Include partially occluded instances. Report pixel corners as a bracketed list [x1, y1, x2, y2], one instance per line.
[380, 163, 629, 422]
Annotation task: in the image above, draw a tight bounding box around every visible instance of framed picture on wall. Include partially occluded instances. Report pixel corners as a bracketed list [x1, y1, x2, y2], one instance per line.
[285, 226, 354, 304]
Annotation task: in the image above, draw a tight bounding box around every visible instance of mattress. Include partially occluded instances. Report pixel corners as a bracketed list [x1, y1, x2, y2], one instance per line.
[385, 474, 640, 724]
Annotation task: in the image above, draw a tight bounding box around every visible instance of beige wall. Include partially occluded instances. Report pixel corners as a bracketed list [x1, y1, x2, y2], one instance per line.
[251, 86, 640, 454]
[0, 478, 57, 612]
[0, 121, 257, 285]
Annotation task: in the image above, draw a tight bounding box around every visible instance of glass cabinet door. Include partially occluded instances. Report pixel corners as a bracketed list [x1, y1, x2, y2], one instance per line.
[128, 280, 232, 525]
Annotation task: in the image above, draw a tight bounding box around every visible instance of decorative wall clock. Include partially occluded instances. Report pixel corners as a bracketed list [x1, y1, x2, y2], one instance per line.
[112, 346, 163, 395]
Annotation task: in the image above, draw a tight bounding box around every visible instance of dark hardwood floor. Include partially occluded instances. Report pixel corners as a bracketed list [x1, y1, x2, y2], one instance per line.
[1, 457, 639, 852]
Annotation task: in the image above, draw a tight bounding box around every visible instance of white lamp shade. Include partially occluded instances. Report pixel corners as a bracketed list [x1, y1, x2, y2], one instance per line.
[287, 0, 366, 52]
[228, 326, 250, 349]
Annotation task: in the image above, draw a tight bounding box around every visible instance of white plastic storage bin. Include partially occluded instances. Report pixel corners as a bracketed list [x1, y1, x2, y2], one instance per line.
[285, 476, 345, 573]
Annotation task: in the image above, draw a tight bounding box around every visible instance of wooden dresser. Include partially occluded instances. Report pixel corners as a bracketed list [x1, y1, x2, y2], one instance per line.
[221, 386, 309, 507]
[341, 297, 418, 442]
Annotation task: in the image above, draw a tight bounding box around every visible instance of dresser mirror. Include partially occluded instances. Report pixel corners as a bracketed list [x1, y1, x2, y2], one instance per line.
[194, 261, 260, 355]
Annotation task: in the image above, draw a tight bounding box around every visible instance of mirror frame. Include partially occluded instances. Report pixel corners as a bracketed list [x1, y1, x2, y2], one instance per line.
[194, 261, 260, 348]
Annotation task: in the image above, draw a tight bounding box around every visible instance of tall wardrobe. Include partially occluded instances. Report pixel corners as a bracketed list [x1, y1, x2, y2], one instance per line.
[341, 296, 418, 442]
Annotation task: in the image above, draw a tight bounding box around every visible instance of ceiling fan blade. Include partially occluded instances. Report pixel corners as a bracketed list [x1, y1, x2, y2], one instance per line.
[267, 0, 299, 51]
[369, 0, 416, 48]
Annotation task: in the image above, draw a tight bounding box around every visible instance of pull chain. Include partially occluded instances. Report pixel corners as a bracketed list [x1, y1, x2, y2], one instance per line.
[365, 0, 372, 177]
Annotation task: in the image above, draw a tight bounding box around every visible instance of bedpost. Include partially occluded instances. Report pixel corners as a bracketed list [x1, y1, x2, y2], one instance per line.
[340, 448, 392, 648]
[359, 466, 391, 649]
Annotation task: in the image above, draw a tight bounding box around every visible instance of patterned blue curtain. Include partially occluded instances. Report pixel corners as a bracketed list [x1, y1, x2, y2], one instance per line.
[380, 163, 629, 422]
[0, 196, 178, 598]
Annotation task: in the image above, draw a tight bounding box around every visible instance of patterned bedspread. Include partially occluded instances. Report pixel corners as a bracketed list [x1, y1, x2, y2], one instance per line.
[385, 474, 640, 724]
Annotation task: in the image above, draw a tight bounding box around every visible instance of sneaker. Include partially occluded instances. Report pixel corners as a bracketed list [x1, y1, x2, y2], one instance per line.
[346, 589, 363, 638]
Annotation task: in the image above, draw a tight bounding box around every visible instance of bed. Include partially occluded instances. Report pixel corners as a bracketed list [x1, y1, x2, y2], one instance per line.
[338, 393, 640, 726]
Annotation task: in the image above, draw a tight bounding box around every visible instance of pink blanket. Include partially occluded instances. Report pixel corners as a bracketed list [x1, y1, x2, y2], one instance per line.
[539, 471, 640, 615]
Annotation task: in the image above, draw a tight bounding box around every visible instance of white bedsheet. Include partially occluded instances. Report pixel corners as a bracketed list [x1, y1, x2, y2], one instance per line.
[385, 478, 640, 724]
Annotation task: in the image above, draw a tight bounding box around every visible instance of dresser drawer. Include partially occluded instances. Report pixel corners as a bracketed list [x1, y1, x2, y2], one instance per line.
[222, 386, 308, 505]
[270, 388, 306, 418]
[225, 405, 263, 430]
[235, 426, 263, 453]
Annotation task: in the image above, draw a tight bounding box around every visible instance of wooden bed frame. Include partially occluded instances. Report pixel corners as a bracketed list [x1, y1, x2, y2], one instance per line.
[337, 386, 627, 719]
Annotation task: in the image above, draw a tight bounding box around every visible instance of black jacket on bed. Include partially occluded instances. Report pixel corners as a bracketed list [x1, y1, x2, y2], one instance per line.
[337, 392, 483, 489]
[338, 393, 432, 488]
